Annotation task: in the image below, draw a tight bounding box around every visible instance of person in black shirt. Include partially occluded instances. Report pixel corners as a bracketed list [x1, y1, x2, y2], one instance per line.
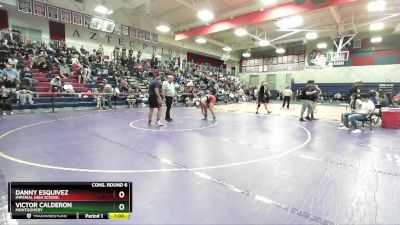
[299, 80, 318, 121]
[256, 81, 272, 114]
[349, 79, 362, 109]
[147, 73, 164, 127]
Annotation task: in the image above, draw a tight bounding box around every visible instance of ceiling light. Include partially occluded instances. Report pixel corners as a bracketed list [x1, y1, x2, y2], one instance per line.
[195, 37, 207, 44]
[276, 15, 303, 29]
[276, 48, 285, 54]
[367, 0, 386, 12]
[197, 9, 214, 22]
[95, 5, 113, 14]
[95, 5, 108, 14]
[0, 4, 3, 7]
[223, 47, 232, 52]
[371, 36, 382, 43]
[305, 32, 318, 40]
[317, 42, 327, 49]
[369, 22, 384, 31]
[261, 0, 277, 5]
[234, 28, 247, 37]
[258, 40, 270, 46]
[242, 52, 251, 58]
[156, 25, 170, 33]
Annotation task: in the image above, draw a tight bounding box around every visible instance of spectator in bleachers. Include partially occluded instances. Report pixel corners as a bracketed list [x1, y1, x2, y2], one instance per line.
[81, 56, 92, 82]
[119, 78, 130, 93]
[16, 83, 35, 105]
[32, 52, 47, 72]
[59, 63, 72, 79]
[23, 54, 33, 68]
[2, 73, 19, 97]
[0, 84, 13, 115]
[102, 80, 114, 110]
[93, 88, 102, 109]
[63, 81, 75, 94]
[127, 90, 136, 108]
[8, 55, 18, 69]
[1, 64, 18, 79]
[49, 76, 62, 92]
[19, 66, 37, 88]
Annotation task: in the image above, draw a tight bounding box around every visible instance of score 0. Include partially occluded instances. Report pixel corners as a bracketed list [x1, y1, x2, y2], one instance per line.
[115, 189, 129, 212]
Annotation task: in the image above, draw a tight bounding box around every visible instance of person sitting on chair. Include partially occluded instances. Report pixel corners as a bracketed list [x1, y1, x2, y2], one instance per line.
[339, 95, 362, 129]
[339, 93, 375, 134]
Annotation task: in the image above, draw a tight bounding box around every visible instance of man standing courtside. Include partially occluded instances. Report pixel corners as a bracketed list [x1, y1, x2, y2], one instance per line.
[148, 73, 164, 127]
[162, 75, 177, 122]
[299, 80, 318, 121]
[349, 79, 362, 110]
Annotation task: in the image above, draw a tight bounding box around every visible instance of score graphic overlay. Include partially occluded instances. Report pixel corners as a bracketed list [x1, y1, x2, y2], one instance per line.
[8, 182, 132, 220]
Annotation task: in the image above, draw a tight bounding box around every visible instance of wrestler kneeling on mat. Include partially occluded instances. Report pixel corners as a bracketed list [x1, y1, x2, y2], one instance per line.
[200, 90, 217, 122]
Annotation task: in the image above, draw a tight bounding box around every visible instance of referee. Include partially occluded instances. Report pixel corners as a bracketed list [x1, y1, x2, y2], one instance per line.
[162, 75, 177, 122]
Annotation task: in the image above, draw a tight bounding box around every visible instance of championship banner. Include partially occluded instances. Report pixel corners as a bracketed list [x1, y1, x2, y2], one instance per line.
[47, 5, 59, 20]
[16, 1, 159, 43]
[83, 14, 92, 27]
[17, 0, 33, 14]
[121, 25, 129, 36]
[144, 30, 150, 42]
[137, 29, 144, 40]
[60, 8, 72, 23]
[72, 11, 83, 26]
[32, 1, 46, 17]
[151, 33, 158, 43]
[129, 27, 137, 38]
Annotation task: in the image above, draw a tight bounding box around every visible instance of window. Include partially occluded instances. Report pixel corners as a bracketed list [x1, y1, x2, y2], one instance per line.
[12, 25, 42, 42]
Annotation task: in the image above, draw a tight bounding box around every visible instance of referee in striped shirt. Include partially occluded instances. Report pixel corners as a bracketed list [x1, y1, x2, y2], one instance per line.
[162, 75, 177, 122]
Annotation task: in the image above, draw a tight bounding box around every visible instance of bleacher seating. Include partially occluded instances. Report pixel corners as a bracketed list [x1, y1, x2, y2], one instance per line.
[11, 63, 129, 110]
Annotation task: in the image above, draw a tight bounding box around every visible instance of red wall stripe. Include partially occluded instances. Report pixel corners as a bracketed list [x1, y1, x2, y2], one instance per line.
[352, 56, 375, 66]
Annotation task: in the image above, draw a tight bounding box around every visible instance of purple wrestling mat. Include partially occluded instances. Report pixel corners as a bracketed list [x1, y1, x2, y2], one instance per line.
[0, 108, 400, 224]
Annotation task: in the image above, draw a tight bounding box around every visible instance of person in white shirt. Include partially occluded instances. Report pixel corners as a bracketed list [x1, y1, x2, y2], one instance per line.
[162, 75, 177, 122]
[8, 56, 18, 69]
[339, 98, 362, 128]
[281, 87, 293, 109]
[63, 81, 75, 93]
[339, 93, 375, 133]
[49, 76, 62, 92]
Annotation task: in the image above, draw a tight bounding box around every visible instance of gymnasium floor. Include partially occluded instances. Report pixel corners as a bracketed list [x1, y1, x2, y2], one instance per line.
[1, 106, 400, 224]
